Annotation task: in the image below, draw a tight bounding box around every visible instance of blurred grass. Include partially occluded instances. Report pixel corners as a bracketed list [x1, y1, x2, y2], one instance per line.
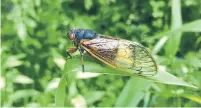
[1, 0, 201, 107]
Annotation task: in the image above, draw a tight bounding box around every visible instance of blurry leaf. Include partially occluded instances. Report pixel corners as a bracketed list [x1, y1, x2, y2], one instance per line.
[71, 95, 87, 107]
[151, 83, 161, 92]
[73, 16, 93, 29]
[25, 37, 42, 49]
[182, 20, 201, 32]
[0, 47, 3, 56]
[84, 91, 105, 104]
[165, 0, 182, 57]
[9, 90, 40, 103]
[24, 17, 37, 28]
[14, 74, 33, 84]
[153, 36, 168, 54]
[26, 103, 40, 107]
[143, 92, 151, 107]
[0, 76, 5, 89]
[149, 20, 201, 42]
[55, 73, 68, 107]
[36, 93, 52, 106]
[35, 0, 41, 7]
[51, 48, 66, 70]
[55, 63, 78, 106]
[22, 0, 38, 19]
[150, 66, 197, 88]
[76, 72, 102, 79]
[171, 0, 182, 29]
[64, 61, 79, 98]
[17, 23, 27, 41]
[68, 81, 78, 98]
[150, 1, 165, 18]
[182, 94, 201, 104]
[185, 52, 201, 68]
[53, 57, 66, 70]
[195, 36, 201, 47]
[98, 0, 106, 5]
[63, 61, 78, 85]
[6, 56, 24, 68]
[115, 77, 153, 107]
[112, 13, 121, 22]
[45, 78, 60, 92]
[84, 0, 93, 10]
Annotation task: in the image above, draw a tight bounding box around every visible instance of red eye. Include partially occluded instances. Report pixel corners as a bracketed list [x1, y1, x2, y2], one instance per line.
[69, 33, 75, 40]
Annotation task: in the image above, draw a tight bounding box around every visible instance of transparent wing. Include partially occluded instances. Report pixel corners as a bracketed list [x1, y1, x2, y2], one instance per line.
[81, 37, 157, 76]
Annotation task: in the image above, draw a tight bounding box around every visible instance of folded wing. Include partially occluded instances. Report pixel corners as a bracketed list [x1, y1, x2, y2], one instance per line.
[81, 37, 157, 76]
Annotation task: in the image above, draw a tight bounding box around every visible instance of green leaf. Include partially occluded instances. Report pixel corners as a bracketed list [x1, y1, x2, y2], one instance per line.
[72, 16, 93, 29]
[147, 19, 201, 41]
[51, 48, 66, 70]
[35, 0, 41, 7]
[8, 90, 40, 106]
[181, 20, 201, 32]
[24, 17, 37, 28]
[115, 77, 153, 107]
[84, 91, 105, 104]
[84, 0, 93, 10]
[68, 81, 78, 98]
[182, 94, 201, 104]
[14, 74, 33, 84]
[5, 55, 26, 68]
[165, 0, 182, 57]
[71, 95, 87, 107]
[152, 36, 168, 54]
[55, 62, 78, 106]
[45, 78, 60, 92]
[17, 23, 27, 41]
[143, 92, 151, 107]
[55, 73, 68, 107]
[0, 76, 5, 89]
[64, 55, 197, 88]
[149, 66, 197, 88]
[171, 0, 182, 29]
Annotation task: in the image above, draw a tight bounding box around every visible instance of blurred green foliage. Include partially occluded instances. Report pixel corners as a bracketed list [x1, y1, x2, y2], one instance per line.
[1, 0, 201, 107]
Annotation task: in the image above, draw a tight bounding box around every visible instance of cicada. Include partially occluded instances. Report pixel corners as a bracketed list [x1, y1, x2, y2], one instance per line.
[66, 28, 157, 76]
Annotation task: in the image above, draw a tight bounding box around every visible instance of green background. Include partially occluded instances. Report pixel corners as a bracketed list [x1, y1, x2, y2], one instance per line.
[1, 0, 201, 107]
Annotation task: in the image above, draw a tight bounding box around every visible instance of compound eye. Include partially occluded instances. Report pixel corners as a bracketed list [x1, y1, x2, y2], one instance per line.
[69, 33, 75, 40]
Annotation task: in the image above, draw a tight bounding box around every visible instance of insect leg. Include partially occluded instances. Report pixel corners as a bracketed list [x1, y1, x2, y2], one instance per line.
[66, 51, 72, 59]
[79, 48, 85, 72]
[66, 48, 77, 59]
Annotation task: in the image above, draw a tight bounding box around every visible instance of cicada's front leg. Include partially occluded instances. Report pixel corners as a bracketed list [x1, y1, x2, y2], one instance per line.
[66, 48, 77, 60]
